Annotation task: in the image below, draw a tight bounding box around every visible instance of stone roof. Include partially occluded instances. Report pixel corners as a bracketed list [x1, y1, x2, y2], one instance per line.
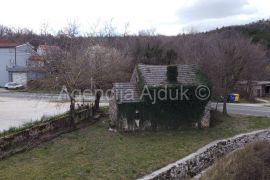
[113, 64, 199, 104]
[113, 82, 141, 104]
[137, 64, 198, 86]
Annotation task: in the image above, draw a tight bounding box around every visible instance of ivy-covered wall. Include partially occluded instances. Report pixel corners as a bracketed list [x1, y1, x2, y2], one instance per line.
[145, 86, 209, 128]
[114, 64, 211, 131]
[116, 86, 210, 131]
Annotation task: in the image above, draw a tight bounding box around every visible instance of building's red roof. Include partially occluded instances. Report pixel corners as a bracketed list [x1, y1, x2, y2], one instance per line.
[0, 40, 17, 48]
[30, 55, 45, 61]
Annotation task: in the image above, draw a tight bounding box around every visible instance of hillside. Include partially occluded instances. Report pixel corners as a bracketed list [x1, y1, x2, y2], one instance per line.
[217, 19, 270, 49]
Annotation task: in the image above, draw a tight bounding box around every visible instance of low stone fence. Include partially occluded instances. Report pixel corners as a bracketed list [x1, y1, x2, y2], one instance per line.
[138, 129, 270, 180]
[0, 107, 94, 160]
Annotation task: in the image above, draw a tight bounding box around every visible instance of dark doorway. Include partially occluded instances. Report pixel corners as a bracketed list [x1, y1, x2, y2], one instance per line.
[265, 86, 270, 95]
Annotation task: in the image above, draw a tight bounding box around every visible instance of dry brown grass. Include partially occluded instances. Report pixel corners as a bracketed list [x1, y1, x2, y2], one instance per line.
[202, 141, 270, 180]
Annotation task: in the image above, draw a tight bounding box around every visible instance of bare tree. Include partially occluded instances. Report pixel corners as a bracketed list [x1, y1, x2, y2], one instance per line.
[84, 45, 131, 109]
[40, 21, 50, 36]
[123, 23, 131, 37]
[174, 31, 266, 114]
[201, 32, 266, 114]
[40, 39, 90, 128]
[64, 20, 80, 38]
[138, 28, 156, 36]
[98, 19, 118, 38]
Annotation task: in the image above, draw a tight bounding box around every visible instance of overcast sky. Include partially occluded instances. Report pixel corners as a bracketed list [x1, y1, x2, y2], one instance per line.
[1, 0, 270, 35]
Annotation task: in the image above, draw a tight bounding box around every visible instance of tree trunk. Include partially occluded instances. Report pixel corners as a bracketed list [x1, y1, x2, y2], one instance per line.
[215, 101, 219, 111]
[222, 94, 227, 115]
[94, 91, 101, 111]
[70, 99, 76, 128]
[247, 81, 255, 101]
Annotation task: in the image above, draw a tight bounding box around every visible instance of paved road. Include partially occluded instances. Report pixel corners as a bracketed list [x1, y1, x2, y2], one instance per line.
[214, 103, 270, 117]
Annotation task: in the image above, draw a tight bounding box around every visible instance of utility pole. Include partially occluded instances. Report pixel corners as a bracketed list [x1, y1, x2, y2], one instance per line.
[15, 46, 17, 66]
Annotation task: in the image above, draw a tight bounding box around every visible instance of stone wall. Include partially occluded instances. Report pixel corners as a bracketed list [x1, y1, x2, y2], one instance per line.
[112, 103, 212, 131]
[138, 129, 270, 180]
[0, 108, 94, 160]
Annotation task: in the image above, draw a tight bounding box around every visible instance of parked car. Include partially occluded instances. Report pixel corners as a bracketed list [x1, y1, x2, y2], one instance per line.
[4, 82, 24, 90]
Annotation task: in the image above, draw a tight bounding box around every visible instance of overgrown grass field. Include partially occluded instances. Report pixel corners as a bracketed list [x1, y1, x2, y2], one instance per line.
[202, 141, 270, 180]
[0, 113, 270, 179]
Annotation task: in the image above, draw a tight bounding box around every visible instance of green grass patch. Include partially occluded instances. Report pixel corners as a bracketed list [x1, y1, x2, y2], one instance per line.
[0, 113, 270, 179]
[99, 106, 109, 112]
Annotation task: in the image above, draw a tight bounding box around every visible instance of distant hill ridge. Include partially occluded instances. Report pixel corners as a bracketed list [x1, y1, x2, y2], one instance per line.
[212, 19, 270, 48]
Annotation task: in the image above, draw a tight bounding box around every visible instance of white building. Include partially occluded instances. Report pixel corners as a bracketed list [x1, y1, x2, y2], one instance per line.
[0, 40, 43, 86]
[0, 40, 18, 86]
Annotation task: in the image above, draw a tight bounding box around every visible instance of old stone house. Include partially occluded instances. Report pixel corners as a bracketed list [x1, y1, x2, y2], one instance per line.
[110, 64, 211, 131]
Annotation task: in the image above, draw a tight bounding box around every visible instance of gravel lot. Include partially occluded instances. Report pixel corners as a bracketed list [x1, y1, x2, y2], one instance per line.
[0, 88, 109, 132]
[0, 96, 69, 132]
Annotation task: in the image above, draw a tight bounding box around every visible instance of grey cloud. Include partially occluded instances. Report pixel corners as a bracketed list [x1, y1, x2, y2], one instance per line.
[177, 0, 257, 22]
